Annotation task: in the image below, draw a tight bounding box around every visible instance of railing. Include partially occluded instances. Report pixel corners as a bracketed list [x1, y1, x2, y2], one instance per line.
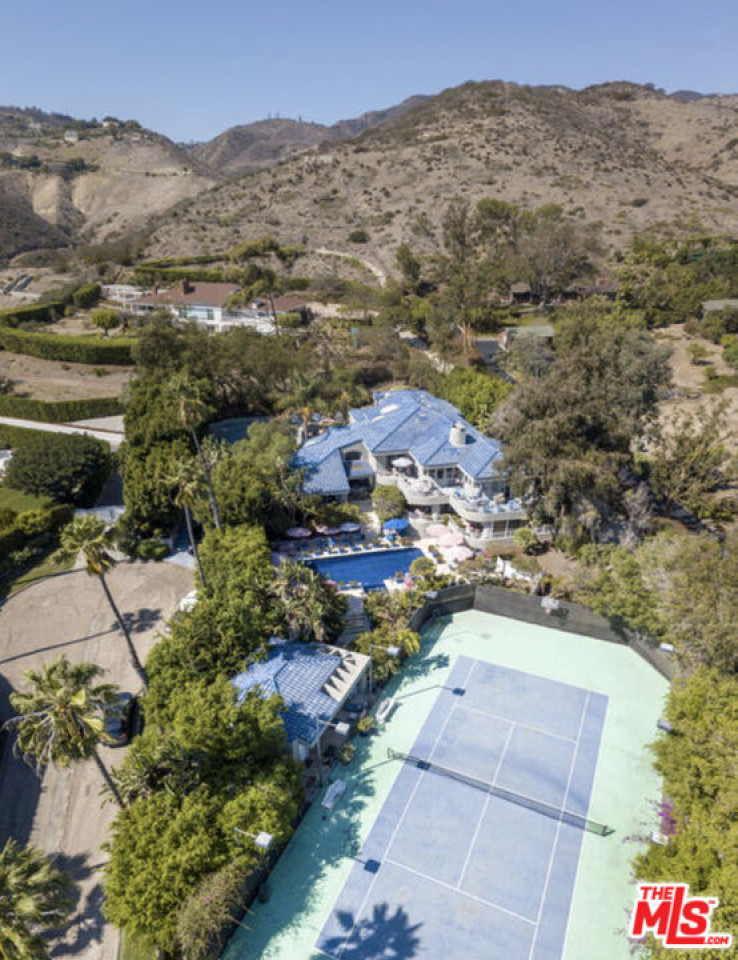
[397, 476, 449, 506]
[449, 489, 527, 525]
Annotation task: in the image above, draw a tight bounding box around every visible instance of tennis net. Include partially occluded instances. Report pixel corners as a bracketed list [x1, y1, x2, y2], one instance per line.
[387, 748, 610, 836]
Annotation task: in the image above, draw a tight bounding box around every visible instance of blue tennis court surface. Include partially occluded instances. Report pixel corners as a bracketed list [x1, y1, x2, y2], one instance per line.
[316, 657, 608, 960]
[308, 548, 423, 590]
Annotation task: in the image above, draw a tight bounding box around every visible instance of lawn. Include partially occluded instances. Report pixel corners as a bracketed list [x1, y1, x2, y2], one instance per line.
[0, 485, 51, 513]
[5, 549, 75, 597]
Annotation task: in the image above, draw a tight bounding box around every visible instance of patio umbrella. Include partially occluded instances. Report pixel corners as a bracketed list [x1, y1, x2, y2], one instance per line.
[437, 530, 464, 546]
[443, 545, 474, 562]
[426, 523, 449, 538]
[339, 522, 362, 533]
[314, 524, 341, 535]
[286, 526, 312, 538]
[384, 517, 409, 532]
[392, 456, 413, 469]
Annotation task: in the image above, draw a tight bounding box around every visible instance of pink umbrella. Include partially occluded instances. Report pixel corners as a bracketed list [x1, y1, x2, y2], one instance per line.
[286, 526, 312, 538]
[314, 525, 341, 535]
[444, 545, 474, 562]
[426, 523, 448, 538]
[437, 531, 465, 546]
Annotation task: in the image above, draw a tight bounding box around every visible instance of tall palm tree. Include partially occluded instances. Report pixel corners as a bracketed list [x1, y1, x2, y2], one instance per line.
[56, 516, 147, 691]
[166, 371, 222, 529]
[5, 657, 124, 808]
[0, 838, 74, 960]
[164, 457, 207, 587]
[271, 560, 328, 643]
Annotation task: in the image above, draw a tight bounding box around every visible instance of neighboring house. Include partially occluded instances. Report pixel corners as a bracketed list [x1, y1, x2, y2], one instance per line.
[63, 129, 79, 143]
[130, 280, 283, 334]
[509, 282, 533, 305]
[292, 389, 528, 546]
[232, 639, 369, 763]
[101, 283, 144, 306]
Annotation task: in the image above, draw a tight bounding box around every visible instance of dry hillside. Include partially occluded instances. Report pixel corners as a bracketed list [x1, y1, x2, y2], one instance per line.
[189, 95, 429, 176]
[148, 82, 738, 276]
[0, 110, 214, 258]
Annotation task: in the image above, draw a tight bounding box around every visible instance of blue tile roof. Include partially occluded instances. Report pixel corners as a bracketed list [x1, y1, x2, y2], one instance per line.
[291, 389, 504, 493]
[232, 640, 342, 745]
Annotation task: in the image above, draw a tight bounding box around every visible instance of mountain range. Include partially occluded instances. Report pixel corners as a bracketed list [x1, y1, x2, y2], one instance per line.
[1, 81, 736, 266]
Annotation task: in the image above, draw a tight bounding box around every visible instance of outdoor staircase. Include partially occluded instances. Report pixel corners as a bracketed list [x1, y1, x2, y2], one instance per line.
[337, 592, 371, 650]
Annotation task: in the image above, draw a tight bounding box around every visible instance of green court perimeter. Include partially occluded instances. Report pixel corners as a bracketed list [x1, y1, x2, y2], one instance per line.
[222, 610, 668, 960]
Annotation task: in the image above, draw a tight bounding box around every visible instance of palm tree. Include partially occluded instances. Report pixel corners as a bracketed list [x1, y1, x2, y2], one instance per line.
[5, 657, 124, 808]
[164, 457, 207, 587]
[56, 516, 147, 691]
[166, 371, 222, 529]
[0, 838, 74, 960]
[271, 560, 328, 642]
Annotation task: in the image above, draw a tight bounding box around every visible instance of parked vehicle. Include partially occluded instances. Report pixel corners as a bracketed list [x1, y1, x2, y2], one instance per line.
[104, 693, 137, 747]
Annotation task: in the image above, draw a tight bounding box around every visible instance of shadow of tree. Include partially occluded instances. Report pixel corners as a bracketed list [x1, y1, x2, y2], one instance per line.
[0, 674, 42, 846]
[47, 853, 106, 958]
[119, 607, 163, 635]
[322, 903, 422, 959]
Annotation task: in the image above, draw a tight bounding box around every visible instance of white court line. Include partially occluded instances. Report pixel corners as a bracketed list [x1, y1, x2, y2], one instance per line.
[334, 660, 477, 960]
[559, 701, 607, 957]
[452, 700, 578, 744]
[384, 856, 536, 926]
[455, 721, 515, 890]
[526, 691, 591, 960]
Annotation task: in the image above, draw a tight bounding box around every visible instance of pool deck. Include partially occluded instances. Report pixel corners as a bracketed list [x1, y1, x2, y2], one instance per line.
[222, 609, 668, 960]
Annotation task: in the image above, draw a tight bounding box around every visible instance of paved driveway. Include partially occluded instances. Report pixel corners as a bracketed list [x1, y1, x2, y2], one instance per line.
[0, 559, 193, 960]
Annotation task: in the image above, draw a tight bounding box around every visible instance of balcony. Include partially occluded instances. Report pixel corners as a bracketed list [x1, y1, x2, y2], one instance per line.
[449, 489, 527, 525]
[397, 475, 450, 507]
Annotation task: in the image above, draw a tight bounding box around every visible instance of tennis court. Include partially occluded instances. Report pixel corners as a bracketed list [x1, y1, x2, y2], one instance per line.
[316, 656, 608, 960]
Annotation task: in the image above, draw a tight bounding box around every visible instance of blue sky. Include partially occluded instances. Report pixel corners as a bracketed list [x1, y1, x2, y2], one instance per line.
[2, 0, 736, 142]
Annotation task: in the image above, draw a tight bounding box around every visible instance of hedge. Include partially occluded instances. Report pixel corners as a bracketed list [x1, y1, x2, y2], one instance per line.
[0, 424, 57, 449]
[0, 395, 123, 423]
[0, 327, 134, 364]
[133, 266, 226, 283]
[0, 502, 74, 559]
[0, 301, 65, 328]
[138, 254, 224, 267]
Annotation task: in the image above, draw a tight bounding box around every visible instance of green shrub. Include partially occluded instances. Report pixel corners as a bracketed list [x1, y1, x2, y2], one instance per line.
[0, 301, 64, 328]
[4, 432, 110, 505]
[136, 538, 170, 561]
[0, 396, 123, 422]
[0, 326, 134, 364]
[72, 282, 102, 308]
[372, 484, 406, 522]
[348, 229, 369, 244]
[0, 503, 73, 570]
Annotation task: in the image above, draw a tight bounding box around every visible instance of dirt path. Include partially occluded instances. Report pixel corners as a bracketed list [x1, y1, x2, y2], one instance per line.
[315, 247, 387, 287]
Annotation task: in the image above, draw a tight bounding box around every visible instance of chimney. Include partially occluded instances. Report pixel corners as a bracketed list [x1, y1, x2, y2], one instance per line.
[449, 422, 467, 447]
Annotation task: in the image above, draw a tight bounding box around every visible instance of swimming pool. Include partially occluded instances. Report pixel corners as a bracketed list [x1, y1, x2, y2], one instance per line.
[308, 547, 423, 590]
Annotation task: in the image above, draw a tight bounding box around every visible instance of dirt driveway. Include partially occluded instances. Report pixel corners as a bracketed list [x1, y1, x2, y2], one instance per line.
[0, 559, 193, 960]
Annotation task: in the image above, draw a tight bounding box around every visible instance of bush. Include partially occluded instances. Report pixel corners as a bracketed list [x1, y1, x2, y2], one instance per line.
[0, 301, 64, 328]
[348, 229, 369, 244]
[4, 433, 110, 505]
[136, 538, 170, 561]
[0, 503, 73, 574]
[371, 484, 406, 522]
[72, 282, 102, 308]
[0, 396, 123, 422]
[0, 326, 134, 364]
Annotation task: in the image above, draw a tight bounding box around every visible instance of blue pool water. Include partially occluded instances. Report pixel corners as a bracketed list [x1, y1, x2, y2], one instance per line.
[308, 548, 423, 590]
